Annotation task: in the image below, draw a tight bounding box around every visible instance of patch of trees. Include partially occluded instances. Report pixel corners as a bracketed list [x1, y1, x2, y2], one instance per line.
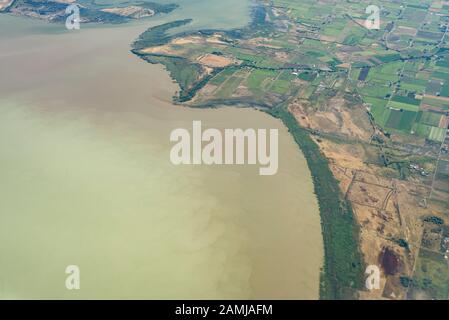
[400, 276, 413, 288]
[133, 19, 193, 50]
[395, 238, 409, 249]
[424, 216, 445, 225]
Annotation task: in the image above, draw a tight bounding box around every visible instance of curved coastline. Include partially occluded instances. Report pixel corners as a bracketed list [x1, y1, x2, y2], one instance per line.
[131, 3, 365, 299]
[0, 10, 323, 299]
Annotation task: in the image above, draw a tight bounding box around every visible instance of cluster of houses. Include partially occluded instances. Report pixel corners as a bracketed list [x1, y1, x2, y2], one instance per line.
[409, 163, 430, 177]
[442, 144, 448, 154]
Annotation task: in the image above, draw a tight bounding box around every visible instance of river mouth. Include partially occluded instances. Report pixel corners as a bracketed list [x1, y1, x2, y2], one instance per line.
[0, 4, 323, 300]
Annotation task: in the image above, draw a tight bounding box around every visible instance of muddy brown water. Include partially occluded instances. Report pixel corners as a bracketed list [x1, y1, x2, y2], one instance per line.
[0, 2, 323, 299]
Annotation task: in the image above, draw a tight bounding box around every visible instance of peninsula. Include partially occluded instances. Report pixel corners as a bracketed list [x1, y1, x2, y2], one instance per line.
[132, 0, 449, 300]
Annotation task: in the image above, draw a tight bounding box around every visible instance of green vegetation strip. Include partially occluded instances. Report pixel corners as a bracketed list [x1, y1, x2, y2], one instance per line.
[267, 106, 364, 300]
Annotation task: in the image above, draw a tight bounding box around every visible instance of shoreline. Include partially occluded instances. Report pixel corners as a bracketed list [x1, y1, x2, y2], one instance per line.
[131, 9, 364, 299]
[147, 63, 365, 299]
[266, 106, 364, 299]
[0, 12, 323, 298]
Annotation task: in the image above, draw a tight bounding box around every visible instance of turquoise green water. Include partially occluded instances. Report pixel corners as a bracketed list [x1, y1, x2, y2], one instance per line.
[0, 2, 323, 299]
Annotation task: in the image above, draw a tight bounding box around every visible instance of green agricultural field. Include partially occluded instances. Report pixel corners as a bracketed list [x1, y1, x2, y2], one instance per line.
[413, 123, 432, 137]
[245, 69, 278, 92]
[439, 82, 449, 97]
[386, 109, 418, 133]
[422, 97, 449, 110]
[366, 66, 399, 83]
[436, 57, 449, 69]
[429, 126, 447, 142]
[359, 84, 392, 99]
[417, 111, 443, 127]
[370, 104, 391, 127]
[392, 95, 421, 106]
[426, 80, 444, 95]
[389, 101, 420, 112]
[215, 75, 244, 98]
[297, 72, 316, 82]
[412, 249, 449, 300]
[431, 71, 449, 82]
[209, 68, 238, 86]
[401, 80, 427, 93]
[270, 79, 292, 95]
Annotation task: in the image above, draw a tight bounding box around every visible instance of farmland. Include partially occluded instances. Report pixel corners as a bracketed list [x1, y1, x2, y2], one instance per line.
[1, 0, 448, 301]
[131, 0, 449, 300]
